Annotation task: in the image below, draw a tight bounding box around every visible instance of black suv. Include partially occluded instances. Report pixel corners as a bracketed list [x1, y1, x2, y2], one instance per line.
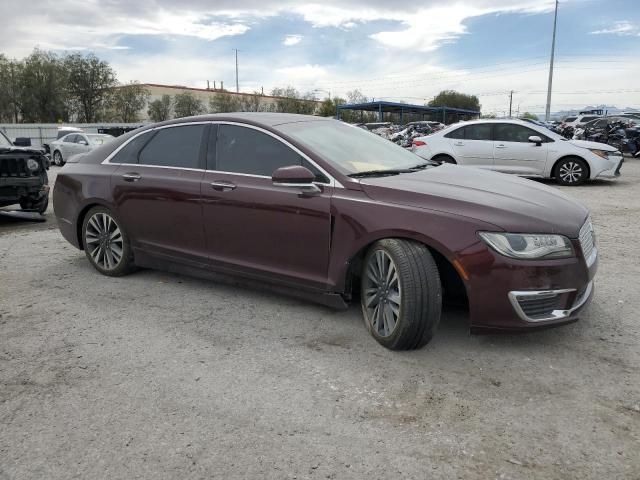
[0, 130, 50, 214]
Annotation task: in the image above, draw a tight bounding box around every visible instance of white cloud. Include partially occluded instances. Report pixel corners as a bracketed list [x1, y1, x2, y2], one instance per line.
[283, 34, 303, 46]
[591, 21, 640, 36]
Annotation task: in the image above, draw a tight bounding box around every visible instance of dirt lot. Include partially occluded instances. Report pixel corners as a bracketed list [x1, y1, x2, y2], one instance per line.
[1, 162, 639, 480]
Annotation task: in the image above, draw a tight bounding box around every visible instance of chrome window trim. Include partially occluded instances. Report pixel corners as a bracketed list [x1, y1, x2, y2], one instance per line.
[102, 120, 343, 188]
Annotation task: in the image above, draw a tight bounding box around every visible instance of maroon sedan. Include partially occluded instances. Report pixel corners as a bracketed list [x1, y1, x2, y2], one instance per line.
[53, 113, 597, 350]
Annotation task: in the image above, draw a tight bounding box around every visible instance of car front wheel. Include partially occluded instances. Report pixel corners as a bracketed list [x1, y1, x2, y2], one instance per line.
[556, 157, 588, 186]
[53, 150, 64, 166]
[361, 239, 442, 350]
[82, 206, 135, 276]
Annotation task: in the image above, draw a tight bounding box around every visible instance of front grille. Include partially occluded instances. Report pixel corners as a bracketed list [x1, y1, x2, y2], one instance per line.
[0, 156, 31, 177]
[579, 219, 595, 264]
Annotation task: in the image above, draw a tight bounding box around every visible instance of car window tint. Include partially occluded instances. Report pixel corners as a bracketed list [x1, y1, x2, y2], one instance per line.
[494, 124, 539, 143]
[564, 117, 577, 123]
[582, 116, 598, 122]
[111, 131, 155, 165]
[75, 135, 87, 144]
[444, 127, 465, 139]
[139, 125, 205, 168]
[464, 124, 492, 141]
[216, 125, 304, 177]
[64, 134, 77, 143]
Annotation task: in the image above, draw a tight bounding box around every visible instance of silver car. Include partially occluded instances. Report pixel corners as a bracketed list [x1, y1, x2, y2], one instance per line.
[50, 133, 114, 166]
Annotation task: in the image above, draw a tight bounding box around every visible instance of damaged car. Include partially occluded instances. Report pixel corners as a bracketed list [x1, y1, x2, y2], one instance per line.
[0, 129, 50, 214]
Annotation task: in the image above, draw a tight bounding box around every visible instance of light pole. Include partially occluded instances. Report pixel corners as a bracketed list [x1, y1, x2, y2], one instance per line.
[545, 0, 559, 121]
[232, 49, 240, 93]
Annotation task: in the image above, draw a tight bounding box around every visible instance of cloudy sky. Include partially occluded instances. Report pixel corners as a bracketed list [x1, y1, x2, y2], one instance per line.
[2, 0, 640, 115]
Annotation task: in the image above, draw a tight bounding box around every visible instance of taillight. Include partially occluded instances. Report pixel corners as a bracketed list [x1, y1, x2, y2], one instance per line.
[413, 140, 426, 147]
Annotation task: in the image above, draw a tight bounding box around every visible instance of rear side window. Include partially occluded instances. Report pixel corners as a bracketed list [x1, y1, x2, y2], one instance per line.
[215, 125, 305, 177]
[111, 131, 155, 164]
[444, 127, 465, 139]
[564, 117, 577, 123]
[464, 124, 493, 141]
[64, 134, 78, 143]
[581, 116, 598, 123]
[139, 125, 206, 169]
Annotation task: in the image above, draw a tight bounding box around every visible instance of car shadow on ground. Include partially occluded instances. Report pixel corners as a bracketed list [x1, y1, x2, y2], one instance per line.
[0, 209, 47, 225]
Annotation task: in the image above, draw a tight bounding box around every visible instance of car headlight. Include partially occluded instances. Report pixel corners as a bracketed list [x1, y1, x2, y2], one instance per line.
[479, 232, 575, 259]
[589, 148, 613, 159]
[26, 158, 40, 171]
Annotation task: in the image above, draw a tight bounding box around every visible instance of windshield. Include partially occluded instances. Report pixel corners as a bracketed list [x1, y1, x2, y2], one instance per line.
[0, 131, 11, 147]
[87, 134, 114, 145]
[277, 120, 430, 175]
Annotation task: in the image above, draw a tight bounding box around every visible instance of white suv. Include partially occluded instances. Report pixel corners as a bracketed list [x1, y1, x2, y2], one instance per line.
[412, 119, 623, 185]
[561, 114, 602, 128]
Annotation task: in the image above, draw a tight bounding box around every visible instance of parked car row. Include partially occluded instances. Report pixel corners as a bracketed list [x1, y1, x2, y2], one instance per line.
[53, 113, 598, 351]
[411, 119, 623, 185]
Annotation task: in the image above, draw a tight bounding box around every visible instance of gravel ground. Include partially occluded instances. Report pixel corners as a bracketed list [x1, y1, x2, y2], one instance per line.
[1, 163, 639, 480]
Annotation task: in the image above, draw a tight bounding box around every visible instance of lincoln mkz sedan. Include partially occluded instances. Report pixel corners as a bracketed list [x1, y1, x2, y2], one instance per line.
[53, 113, 597, 350]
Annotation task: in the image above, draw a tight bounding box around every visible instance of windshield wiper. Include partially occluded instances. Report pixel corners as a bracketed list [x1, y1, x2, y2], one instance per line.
[409, 162, 436, 170]
[348, 168, 413, 178]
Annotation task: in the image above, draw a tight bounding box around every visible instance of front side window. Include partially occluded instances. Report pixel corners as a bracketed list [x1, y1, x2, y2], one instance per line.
[64, 134, 78, 143]
[494, 124, 541, 143]
[215, 125, 306, 177]
[464, 124, 493, 141]
[139, 125, 205, 169]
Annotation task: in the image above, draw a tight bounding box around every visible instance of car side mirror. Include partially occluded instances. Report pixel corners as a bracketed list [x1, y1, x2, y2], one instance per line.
[78, 140, 88, 146]
[528, 135, 543, 146]
[272, 165, 321, 194]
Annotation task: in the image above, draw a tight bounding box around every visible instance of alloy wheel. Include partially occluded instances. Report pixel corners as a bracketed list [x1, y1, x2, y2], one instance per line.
[53, 151, 62, 166]
[363, 250, 402, 337]
[559, 161, 583, 183]
[84, 212, 124, 270]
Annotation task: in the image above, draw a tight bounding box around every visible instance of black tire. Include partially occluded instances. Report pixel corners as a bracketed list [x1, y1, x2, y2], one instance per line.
[81, 206, 135, 277]
[432, 154, 456, 165]
[555, 157, 588, 186]
[360, 239, 442, 350]
[53, 150, 64, 166]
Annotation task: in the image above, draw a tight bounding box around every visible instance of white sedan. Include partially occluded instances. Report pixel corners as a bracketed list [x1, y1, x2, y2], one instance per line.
[50, 133, 114, 166]
[412, 119, 623, 185]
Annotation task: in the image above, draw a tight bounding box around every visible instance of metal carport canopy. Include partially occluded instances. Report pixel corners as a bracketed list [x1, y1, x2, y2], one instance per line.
[335, 100, 480, 123]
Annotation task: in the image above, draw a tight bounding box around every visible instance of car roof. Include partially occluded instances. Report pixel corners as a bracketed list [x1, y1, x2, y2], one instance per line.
[447, 118, 542, 127]
[155, 112, 334, 128]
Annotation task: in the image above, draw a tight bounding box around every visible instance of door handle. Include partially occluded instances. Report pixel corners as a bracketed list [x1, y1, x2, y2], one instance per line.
[495, 144, 506, 149]
[210, 181, 237, 191]
[122, 172, 141, 182]
[454, 142, 464, 146]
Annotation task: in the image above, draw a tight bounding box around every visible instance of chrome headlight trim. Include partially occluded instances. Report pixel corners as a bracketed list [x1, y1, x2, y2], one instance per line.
[479, 232, 575, 260]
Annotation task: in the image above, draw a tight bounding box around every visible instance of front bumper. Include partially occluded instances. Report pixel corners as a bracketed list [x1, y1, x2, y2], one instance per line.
[595, 156, 623, 178]
[460, 237, 597, 334]
[0, 176, 47, 205]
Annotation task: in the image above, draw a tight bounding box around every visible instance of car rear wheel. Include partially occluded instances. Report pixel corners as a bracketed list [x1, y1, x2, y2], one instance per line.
[53, 150, 64, 166]
[82, 206, 135, 277]
[361, 239, 442, 350]
[555, 157, 587, 186]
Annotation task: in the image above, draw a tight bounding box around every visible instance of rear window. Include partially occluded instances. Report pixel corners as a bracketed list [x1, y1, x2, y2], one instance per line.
[139, 125, 205, 169]
[564, 117, 577, 123]
[444, 127, 465, 139]
[110, 131, 155, 164]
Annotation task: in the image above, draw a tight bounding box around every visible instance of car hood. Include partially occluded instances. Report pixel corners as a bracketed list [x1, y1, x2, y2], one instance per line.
[0, 146, 46, 155]
[358, 165, 589, 237]
[569, 139, 618, 151]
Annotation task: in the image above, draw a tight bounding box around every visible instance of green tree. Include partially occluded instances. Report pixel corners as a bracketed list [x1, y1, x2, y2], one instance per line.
[65, 52, 117, 122]
[173, 92, 204, 118]
[318, 97, 346, 117]
[209, 92, 240, 113]
[428, 90, 481, 112]
[111, 82, 150, 122]
[520, 111, 539, 121]
[238, 91, 262, 112]
[271, 86, 317, 114]
[19, 49, 68, 122]
[0, 54, 23, 122]
[147, 94, 173, 122]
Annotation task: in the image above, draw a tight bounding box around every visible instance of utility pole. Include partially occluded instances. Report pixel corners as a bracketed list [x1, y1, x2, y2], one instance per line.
[509, 90, 514, 118]
[233, 49, 239, 93]
[545, 0, 559, 121]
